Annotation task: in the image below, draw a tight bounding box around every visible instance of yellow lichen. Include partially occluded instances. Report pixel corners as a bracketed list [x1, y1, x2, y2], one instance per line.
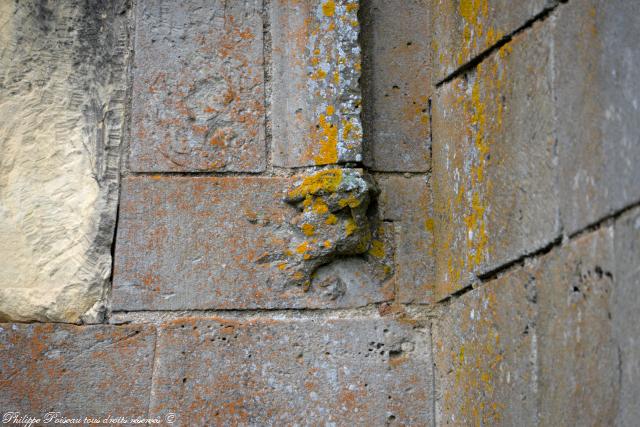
[287, 169, 343, 200]
[312, 198, 329, 214]
[338, 194, 362, 209]
[314, 109, 339, 164]
[345, 218, 358, 236]
[368, 240, 385, 259]
[325, 214, 338, 225]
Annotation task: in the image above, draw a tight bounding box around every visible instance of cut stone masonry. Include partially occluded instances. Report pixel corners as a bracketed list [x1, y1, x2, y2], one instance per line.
[2, 0, 640, 424]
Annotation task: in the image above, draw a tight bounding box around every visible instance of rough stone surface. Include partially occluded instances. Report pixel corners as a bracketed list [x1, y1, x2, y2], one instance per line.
[377, 175, 435, 303]
[555, 0, 640, 234]
[432, 22, 559, 300]
[0, 323, 156, 418]
[433, 266, 537, 426]
[150, 317, 433, 425]
[271, 0, 363, 167]
[283, 168, 379, 287]
[537, 227, 619, 426]
[360, 0, 431, 172]
[129, 0, 266, 172]
[432, 0, 557, 81]
[113, 175, 393, 311]
[0, 1, 129, 322]
[434, 227, 620, 425]
[613, 207, 640, 426]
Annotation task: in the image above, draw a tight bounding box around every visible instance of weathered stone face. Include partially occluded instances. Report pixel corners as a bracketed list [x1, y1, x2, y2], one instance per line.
[537, 228, 619, 426]
[377, 175, 435, 303]
[129, 0, 266, 172]
[433, 264, 538, 426]
[432, 0, 558, 81]
[434, 227, 620, 426]
[271, 0, 363, 167]
[613, 207, 640, 426]
[555, 0, 640, 234]
[282, 169, 383, 286]
[149, 317, 434, 425]
[360, 0, 432, 172]
[112, 175, 394, 311]
[0, 1, 129, 322]
[432, 20, 559, 299]
[0, 323, 156, 417]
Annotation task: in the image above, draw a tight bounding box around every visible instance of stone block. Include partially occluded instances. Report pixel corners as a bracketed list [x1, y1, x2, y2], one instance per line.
[0, 323, 156, 418]
[537, 228, 618, 426]
[377, 175, 435, 303]
[112, 174, 393, 311]
[613, 208, 640, 425]
[432, 0, 557, 81]
[129, 0, 266, 172]
[271, 0, 362, 167]
[433, 266, 538, 426]
[432, 22, 559, 300]
[555, 0, 640, 234]
[360, 0, 431, 172]
[0, 1, 129, 322]
[150, 317, 433, 425]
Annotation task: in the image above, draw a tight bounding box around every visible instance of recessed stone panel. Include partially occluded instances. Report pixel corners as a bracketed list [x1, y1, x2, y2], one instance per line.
[377, 175, 435, 303]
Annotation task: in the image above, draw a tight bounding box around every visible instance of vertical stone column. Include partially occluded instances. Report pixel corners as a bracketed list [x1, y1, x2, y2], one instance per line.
[271, 0, 363, 166]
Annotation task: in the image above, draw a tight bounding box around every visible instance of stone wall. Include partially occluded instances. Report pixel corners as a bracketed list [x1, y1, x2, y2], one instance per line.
[1, 0, 639, 425]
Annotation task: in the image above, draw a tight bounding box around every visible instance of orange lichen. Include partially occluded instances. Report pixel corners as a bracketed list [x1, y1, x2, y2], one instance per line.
[296, 241, 310, 254]
[322, 0, 335, 17]
[301, 223, 315, 237]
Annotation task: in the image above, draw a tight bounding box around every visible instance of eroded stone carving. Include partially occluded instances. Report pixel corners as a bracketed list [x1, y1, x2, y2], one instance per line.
[276, 168, 379, 288]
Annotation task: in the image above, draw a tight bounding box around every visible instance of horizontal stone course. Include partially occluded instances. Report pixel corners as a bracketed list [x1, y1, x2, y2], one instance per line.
[129, 0, 266, 172]
[150, 316, 433, 425]
[113, 175, 393, 311]
[0, 323, 156, 418]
